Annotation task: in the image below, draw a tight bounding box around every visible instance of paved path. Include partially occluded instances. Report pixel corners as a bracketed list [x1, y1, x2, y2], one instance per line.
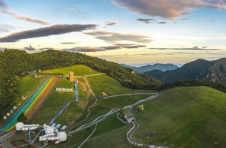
[116, 94, 169, 148]
[64, 73, 106, 78]
[109, 93, 158, 98]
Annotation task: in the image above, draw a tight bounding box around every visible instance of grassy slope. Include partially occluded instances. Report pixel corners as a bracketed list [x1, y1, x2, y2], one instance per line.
[40, 65, 99, 76]
[78, 87, 226, 148]
[132, 86, 226, 148]
[27, 65, 154, 148]
[8, 65, 226, 148]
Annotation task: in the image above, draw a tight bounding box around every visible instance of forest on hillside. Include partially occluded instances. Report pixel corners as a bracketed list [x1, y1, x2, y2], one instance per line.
[0, 49, 162, 118]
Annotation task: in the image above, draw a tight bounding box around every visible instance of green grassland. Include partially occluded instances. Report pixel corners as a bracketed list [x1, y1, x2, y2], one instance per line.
[40, 65, 99, 76]
[18, 75, 43, 98]
[6, 65, 226, 148]
[132, 86, 226, 148]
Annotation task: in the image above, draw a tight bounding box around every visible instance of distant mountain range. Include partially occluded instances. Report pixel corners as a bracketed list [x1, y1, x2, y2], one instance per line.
[121, 63, 179, 74]
[145, 58, 226, 85]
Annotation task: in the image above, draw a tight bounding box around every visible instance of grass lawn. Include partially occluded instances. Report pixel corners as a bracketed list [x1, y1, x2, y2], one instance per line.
[40, 65, 99, 76]
[18, 75, 43, 98]
[132, 86, 226, 148]
[86, 75, 136, 95]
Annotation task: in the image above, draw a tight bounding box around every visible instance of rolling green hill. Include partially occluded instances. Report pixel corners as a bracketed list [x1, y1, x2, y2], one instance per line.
[3, 65, 226, 148]
[146, 58, 226, 85]
[0, 50, 161, 119]
[72, 86, 226, 148]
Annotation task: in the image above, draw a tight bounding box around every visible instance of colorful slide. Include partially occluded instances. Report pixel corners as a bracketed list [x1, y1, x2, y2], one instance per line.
[75, 80, 78, 102]
[0, 76, 61, 132]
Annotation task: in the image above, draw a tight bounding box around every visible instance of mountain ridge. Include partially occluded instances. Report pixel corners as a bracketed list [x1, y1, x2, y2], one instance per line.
[121, 63, 178, 73]
[146, 58, 226, 84]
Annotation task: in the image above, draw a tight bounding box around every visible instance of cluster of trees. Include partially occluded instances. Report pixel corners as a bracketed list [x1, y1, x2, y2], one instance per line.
[0, 49, 162, 118]
[156, 79, 226, 93]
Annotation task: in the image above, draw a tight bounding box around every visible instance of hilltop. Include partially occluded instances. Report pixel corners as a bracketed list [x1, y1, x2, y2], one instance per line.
[146, 58, 226, 84]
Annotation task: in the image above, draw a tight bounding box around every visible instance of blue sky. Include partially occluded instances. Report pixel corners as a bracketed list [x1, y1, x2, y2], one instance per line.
[0, 0, 226, 64]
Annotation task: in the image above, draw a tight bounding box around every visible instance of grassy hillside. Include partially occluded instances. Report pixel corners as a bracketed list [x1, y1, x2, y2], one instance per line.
[0, 50, 161, 119]
[30, 65, 153, 128]
[5, 65, 226, 148]
[40, 65, 99, 76]
[69, 86, 226, 148]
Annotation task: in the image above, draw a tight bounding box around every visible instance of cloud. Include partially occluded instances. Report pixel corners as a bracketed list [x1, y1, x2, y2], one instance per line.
[24, 45, 35, 51]
[203, 20, 215, 22]
[158, 22, 167, 24]
[105, 21, 120, 26]
[0, 0, 52, 25]
[149, 47, 219, 50]
[61, 46, 122, 52]
[181, 18, 191, 20]
[137, 18, 155, 24]
[83, 30, 153, 44]
[0, 24, 97, 42]
[0, 24, 14, 33]
[137, 19, 167, 24]
[123, 45, 146, 48]
[60, 43, 147, 53]
[112, 0, 226, 19]
[40, 47, 54, 51]
[61, 42, 80, 45]
[100, 46, 121, 50]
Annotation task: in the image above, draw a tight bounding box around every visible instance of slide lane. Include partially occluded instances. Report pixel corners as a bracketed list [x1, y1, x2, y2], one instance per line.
[27, 77, 62, 123]
[25, 77, 59, 119]
[0, 77, 52, 131]
[4, 77, 52, 131]
[0, 77, 47, 129]
[25, 77, 55, 114]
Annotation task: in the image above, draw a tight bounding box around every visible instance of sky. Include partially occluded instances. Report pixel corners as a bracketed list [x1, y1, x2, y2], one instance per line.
[0, 0, 226, 65]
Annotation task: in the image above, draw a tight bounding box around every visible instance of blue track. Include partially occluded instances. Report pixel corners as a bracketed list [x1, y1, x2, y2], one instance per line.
[49, 102, 71, 125]
[75, 80, 78, 102]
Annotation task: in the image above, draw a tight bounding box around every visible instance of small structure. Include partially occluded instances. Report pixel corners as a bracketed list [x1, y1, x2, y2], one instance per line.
[134, 104, 144, 112]
[39, 124, 67, 145]
[28, 71, 37, 75]
[7, 113, 10, 116]
[103, 92, 109, 97]
[4, 116, 6, 120]
[35, 75, 43, 79]
[69, 71, 75, 82]
[124, 114, 135, 123]
[56, 88, 73, 92]
[16, 122, 40, 143]
[13, 106, 17, 109]
[21, 96, 27, 101]
[16, 122, 39, 131]
[145, 132, 156, 137]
